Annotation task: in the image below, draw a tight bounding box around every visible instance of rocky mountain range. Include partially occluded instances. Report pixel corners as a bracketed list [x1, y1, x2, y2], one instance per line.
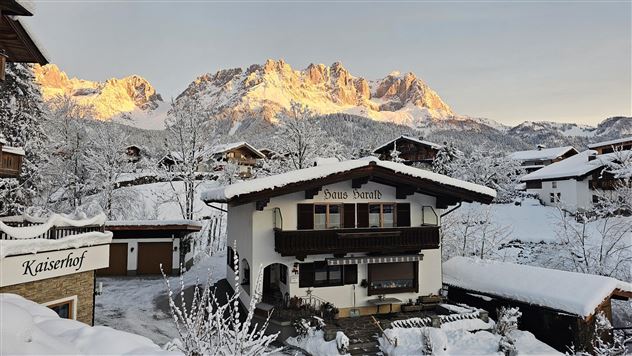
[178, 59, 455, 127]
[33, 64, 166, 128]
[31, 61, 631, 148]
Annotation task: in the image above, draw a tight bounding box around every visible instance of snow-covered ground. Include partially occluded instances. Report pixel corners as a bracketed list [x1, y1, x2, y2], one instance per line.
[378, 326, 561, 355]
[1, 293, 178, 355]
[95, 251, 227, 346]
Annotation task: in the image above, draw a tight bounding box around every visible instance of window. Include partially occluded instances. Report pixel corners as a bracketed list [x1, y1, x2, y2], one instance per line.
[44, 296, 77, 320]
[552, 181, 558, 189]
[592, 195, 599, 204]
[368, 204, 396, 228]
[368, 262, 417, 295]
[273, 207, 283, 229]
[550, 193, 561, 203]
[313, 204, 343, 229]
[299, 262, 357, 288]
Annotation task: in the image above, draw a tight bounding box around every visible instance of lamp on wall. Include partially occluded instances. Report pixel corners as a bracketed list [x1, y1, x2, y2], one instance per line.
[130, 247, 134, 253]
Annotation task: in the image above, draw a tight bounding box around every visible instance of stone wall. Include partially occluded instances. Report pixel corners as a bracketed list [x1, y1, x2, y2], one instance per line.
[0, 270, 95, 325]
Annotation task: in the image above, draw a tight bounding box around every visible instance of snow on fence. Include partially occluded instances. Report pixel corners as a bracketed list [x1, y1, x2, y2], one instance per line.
[391, 308, 483, 329]
[0, 214, 106, 241]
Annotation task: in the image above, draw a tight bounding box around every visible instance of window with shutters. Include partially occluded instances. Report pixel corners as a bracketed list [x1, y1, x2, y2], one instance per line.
[299, 261, 357, 288]
[367, 203, 397, 228]
[368, 262, 417, 295]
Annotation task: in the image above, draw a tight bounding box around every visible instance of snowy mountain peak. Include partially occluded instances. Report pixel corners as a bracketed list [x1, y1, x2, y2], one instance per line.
[33, 64, 164, 122]
[176, 59, 455, 126]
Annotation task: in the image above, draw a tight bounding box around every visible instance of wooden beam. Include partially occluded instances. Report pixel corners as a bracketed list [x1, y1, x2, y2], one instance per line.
[305, 186, 322, 199]
[352, 176, 370, 188]
[396, 185, 416, 199]
[256, 198, 269, 211]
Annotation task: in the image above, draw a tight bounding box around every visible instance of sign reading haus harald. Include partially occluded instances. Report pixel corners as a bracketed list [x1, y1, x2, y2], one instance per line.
[322, 188, 383, 200]
[0, 244, 110, 287]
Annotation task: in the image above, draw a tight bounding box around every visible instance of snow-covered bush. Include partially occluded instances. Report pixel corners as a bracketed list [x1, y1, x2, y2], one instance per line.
[161, 250, 279, 355]
[495, 307, 521, 356]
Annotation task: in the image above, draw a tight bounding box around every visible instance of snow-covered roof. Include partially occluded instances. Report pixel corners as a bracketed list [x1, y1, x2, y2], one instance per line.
[105, 219, 202, 230]
[443, 257, 632, 317]
[509, 146, 577, 161]
[1, 145, 26, 156]
[521, 150, 616, 182]
[373, 135, 443, 153]
[587, 136, 632, 149]
[0, 293, 177, 355]
[211, 141, 265, 158]
[202, 157, 496, 203]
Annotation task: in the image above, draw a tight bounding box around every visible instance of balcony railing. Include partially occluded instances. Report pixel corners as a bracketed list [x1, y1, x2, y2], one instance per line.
[274, 226, 440, 257]
[0, 220, 105, 241]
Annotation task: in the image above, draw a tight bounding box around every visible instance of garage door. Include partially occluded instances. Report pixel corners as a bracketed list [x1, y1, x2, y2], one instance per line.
[137, 242, 173, 275]
[97, 243, 128, 276]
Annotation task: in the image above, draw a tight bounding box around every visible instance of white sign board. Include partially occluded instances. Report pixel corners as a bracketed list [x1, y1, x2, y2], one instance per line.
[0, 244, 110, 287]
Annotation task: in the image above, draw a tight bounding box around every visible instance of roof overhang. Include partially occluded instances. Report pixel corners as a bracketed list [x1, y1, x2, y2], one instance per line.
[0, 1, 33, 16]
[0, 16, 48, 64]
[206, 162, 495, 208]
[105, 223, 202, 232]
[373, 136, 442, 154]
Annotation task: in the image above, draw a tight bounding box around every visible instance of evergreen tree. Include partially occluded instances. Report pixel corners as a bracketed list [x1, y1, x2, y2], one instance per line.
[0, 63, 47, 216]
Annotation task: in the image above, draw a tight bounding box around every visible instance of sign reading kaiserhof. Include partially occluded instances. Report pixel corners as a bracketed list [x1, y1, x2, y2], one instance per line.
[0, 244, 110, 287]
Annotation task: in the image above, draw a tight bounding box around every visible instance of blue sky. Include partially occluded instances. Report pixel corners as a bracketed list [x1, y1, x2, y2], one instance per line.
[24, 1, 631, 125]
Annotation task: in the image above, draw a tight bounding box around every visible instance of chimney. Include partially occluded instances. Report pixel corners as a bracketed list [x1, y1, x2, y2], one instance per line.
[536, 144, 546, 151]
[588, 152, 597, 161]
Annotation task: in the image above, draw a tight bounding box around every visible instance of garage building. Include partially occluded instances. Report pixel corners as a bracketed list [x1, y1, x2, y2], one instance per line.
[99, 220, 202, 276]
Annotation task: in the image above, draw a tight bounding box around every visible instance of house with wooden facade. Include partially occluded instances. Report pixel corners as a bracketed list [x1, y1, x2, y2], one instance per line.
[98, 220, 202, 276]
[211, 141, 266, 178]
[0, 0, 48, 81]
[588, 136, 632, 154]
[0, 214, 111, 325]
[372, 136, 443, 166]
[510, 145, 579, 173]
[202, 157, 495, 320]
[0, 137, 25, 178]
[444, 257, 632, 352]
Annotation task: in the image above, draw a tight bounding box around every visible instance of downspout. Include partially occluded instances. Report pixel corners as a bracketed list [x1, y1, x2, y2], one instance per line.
[440, 202, 462, 218]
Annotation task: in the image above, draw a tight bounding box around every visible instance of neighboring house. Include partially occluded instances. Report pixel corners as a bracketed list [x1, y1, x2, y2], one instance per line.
[125, 145, 141, 163]
[202, 158, 495, 320]
[588, 136, 632, 154]
[0, 214, 111, 325]
[521, 150, 628, 210]
[510, 145, 579, 173]
[0, 0, 48, 80]
[98, 220, 202, 276]
[372, 135, 443, 166]
[0, 137, 25, 178]
[158, 141, 264, 178]
[211, 141, 266, 178]
[444, 257, 632, 352]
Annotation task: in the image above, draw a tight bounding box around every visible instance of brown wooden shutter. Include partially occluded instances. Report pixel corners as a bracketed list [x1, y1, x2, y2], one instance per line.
[357, 204, 369, 228]
[396, 203, 411, 227]
[299, 263, 314, 287]
[343, 204, 356, 228]
[297, 204, 314, 230]
[343, 264, 357, 284]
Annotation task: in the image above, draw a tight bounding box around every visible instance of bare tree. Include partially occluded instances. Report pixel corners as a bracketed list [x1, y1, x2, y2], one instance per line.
[272, 101, 340, 171]
[163, 95, 220, 220]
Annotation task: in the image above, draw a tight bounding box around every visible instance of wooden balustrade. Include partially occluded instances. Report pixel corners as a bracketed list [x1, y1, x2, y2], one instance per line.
[274, 226, 440, 257]
[0, 221, 104, 240]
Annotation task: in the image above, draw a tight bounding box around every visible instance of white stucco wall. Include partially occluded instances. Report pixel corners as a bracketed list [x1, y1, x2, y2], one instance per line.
[527, 178, 593, 211]
[225, 179, 445, 310]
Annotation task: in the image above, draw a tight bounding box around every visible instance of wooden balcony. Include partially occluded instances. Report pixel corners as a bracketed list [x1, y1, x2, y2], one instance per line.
[274, 226, 440, 258]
